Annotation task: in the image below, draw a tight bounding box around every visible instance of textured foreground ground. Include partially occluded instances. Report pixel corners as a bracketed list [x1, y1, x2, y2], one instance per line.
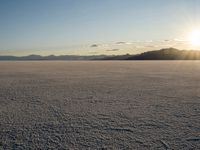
[0, 61, 199, 150]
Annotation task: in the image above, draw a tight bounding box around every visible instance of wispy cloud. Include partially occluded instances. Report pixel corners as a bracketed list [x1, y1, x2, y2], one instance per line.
[106, 49, 120, 51]
[90, 44, 99, 47]
[115, 42, 134, 45]
[173, 39, 188, 42]
[116, 42, 126, 45]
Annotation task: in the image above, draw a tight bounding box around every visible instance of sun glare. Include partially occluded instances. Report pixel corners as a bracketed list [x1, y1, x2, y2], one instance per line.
[188, 29, 200, 47]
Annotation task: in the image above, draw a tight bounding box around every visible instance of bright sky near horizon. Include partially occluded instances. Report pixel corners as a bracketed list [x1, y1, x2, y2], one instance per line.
[1, 0, 200, 56]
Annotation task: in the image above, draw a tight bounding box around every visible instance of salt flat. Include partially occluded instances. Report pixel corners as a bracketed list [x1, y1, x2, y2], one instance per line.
[0, 61, 199, 150]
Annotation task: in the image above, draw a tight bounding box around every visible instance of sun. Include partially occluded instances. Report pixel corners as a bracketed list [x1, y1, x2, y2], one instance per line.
[188, 29, 200, 47]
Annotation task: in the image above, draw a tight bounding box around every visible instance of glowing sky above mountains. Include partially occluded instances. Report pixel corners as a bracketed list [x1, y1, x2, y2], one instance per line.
[0, 0, 200, 56]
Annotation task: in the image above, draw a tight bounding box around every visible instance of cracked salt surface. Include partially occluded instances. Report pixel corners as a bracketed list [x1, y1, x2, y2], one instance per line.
[0, 61, 199, 149]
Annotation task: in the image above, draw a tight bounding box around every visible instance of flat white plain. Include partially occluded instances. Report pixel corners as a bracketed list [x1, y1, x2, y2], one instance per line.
[0, 61, 199, 149]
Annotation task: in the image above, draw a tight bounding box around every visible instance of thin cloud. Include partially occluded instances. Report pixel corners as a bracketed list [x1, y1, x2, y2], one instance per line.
[144, 40, 153, 43]
[173, 39, 187, 42]
[88, 51, 98, 54]
[106, 49, 120, 51]
[145, 45, 157, 48]
[164, 39, 170, 42]
[116, 42, 126, 45]
[90, 44, 99, 47]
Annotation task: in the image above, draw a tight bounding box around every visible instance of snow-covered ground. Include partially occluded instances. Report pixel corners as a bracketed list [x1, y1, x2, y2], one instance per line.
[0, 61, 199, 149]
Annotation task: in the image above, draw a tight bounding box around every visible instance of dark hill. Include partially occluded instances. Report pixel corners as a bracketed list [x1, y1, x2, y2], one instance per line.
[127, 48, 200, 60]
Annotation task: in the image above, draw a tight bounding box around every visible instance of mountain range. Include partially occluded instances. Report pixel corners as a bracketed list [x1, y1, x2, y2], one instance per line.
[1, 48, 200, 60]
[0, 54, 107, 60]
[100, 48, 200, 60]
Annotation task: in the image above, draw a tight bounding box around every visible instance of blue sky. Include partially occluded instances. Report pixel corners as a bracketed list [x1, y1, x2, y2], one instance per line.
[0, 0, 200, 56]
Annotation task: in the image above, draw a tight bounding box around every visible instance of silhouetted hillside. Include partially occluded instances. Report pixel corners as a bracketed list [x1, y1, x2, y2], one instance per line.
[100, 54, 132, 60]
[127, 48, 200, 60]
[100, 48, 200, 60]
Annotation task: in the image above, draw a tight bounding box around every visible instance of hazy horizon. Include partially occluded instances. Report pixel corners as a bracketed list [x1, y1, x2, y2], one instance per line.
[1, 47, 200, 57]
